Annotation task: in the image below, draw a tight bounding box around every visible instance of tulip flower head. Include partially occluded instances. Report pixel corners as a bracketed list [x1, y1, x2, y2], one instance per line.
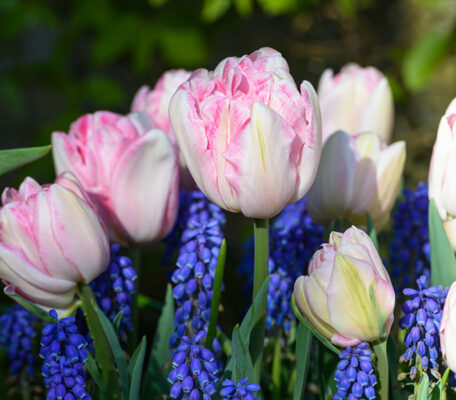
[307, 130, 405, 230]
[318, 63, 394, 142]
[169, 47, 322, 219]
[294, 226, 395, 346]
[52, 111, 179, 245]
[440, 281, 456, 373]
[429, 99, 456, 251]
[0, 174, 110, 313]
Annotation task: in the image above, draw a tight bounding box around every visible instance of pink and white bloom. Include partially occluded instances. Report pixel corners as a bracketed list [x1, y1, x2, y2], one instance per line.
[429, 98, 456, 250]
[440, 282, 456, 372]
[307, 130, 405, 230]
[169, 47, 322, 219]
[132, 70, 195, 189]
[318, 64, 394, 142]
[0, 174, 110, 312]
[52, 111, 179, 245]
[294, 226, 395, 346]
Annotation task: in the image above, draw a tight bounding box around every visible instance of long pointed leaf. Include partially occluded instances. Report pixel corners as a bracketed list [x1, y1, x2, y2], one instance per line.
[231, 325, 255, 382]
[293, 323, 312, 400]
[129, 336, 147, 400]
[0, 145, 51, 176]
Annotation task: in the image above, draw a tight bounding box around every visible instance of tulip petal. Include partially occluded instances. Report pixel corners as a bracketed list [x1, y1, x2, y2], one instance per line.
[331, 333, 361, 347]
[223, 101, 299, 218]
[48, 185, 110, 282]
[0, 242, 76, 309]
[110, 129, 178, 244]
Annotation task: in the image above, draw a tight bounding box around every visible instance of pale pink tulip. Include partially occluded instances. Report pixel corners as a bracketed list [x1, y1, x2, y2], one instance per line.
[294, 226, 395, 346]
[169, 47, 322, 219]
[318, 64, 394, 142]
[52, 111, 179, 245]
[429, 98, 456, 250]
[307, 130, 405, 230]
[440, 282, 456, 372]
[0, 174, 110, 312]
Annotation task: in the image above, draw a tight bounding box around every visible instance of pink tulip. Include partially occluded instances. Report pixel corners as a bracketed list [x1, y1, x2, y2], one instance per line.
[429, 98, 456, 250]
[294, 226, 395, 346]
[132, 70, 195, 190]
[318, 64, 394, 143]
[169, 47, 322, 219]
[52, 111, 179, 245]
[307, 130, 405, 230]
[0, 174, 110, 312]
[440, 282, 456, 372]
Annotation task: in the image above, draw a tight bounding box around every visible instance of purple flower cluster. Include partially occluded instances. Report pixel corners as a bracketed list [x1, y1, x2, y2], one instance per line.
[398, 275, 447, 380]
[0, 304, 39, 377]
[334, 343, 377, 400]
[40, 310, 91, 400]
[220, 377, 261, 400]
[238, 197, 323, 333]
[390, 183, 430, 291]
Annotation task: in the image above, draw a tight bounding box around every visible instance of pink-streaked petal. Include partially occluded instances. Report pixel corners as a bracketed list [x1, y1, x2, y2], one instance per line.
[331, 333, 361, 347]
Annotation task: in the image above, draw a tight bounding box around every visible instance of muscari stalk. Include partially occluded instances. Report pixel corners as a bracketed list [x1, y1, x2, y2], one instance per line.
[250, 218, 269, 384]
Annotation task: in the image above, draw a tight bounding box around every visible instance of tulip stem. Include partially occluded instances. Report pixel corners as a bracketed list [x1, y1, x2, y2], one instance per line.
[128, 246, 142, 354]
[272, 336, 282, 400]
[78, 282, 119, 400]
[250, 218, 269, 384]
[373, 340, 389, 400]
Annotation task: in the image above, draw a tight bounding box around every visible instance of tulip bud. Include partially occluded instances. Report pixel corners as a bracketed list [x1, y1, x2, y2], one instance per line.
[307, 130, 405, 230]
[294, 226, 395, 346]
[318, 64, 394, 143]
[440, 282, 456, 372]
[52, 111, 179, 245]
[169, 47, 322, 219]
[0, 174, 110, 312]
[429, 98, 456, 250]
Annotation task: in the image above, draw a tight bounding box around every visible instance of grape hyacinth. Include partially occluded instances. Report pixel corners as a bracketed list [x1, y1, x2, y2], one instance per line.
[168, 332, 220, 399]
[238, 197, 323, 333]
[390, 183, 430, 291]
[0, 304, 39, 377]
[91, 243, 137, 341]
[220, 377, 261, 400]
[166, 190, 226, 346]
[334, 342, 377, 400]
[398, 275, 447, 381]
[40, 310, 90, 400]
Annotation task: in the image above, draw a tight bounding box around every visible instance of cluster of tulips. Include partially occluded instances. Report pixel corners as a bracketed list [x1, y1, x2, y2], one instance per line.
[1, 46, 456, 400]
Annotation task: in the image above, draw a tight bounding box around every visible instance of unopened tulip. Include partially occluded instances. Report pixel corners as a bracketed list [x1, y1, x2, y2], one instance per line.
[132, 70, 195, 189]
[429, 98, 456, 250]
[169, 47, 322, 219]
[307, 130, 405, 230]
[318, 64, 394, 142]
[440, 282, 456, 372]
[0, 174, 110, 312]
[294, 226, 395, 346]
[52, 111, 179, 245]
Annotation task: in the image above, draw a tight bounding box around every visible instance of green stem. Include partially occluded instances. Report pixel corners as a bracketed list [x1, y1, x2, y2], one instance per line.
[250, 218, 269, 384]
[78, 283, 119, 399]
[128, 246, 141, 354]
[206, 240, 226, 349]
[373, 340, 389, 400]
[272, 336, 282, 400]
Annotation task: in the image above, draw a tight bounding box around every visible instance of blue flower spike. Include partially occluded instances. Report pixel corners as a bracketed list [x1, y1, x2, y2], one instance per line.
[220, 377, 261, 400]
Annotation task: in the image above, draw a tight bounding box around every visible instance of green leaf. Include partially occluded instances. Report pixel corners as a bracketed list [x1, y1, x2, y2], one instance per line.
[291, 294, 341, 355]
[202, 0, 231, 22]
[216, 329, 232, 357]
[206, 239, 226, 349]
[402, 32, 454, 92]
[0, 145, 51, 176]
[429, 200, 456, 287]
[417, 373, 429, 400]
[93, 300, 129, 399]
[128, 336, 147, 400]
[4, 286, 62, 322]
[293, 323, 312, 400]
[142, 284, 175, 398]
[257, 0, 298, 15]
[366, 213, 379, 251]
[113, 311, 123, 336]
[85, 351, 105, 393]
[231, 325, 255, 382]
[233, 0, 253, 16]
[137, 294, 162, 312]
[239, 276, 271, 347]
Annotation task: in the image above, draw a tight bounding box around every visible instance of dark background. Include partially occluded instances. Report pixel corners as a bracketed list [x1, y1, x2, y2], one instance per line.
[0, 0, 455, 349]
